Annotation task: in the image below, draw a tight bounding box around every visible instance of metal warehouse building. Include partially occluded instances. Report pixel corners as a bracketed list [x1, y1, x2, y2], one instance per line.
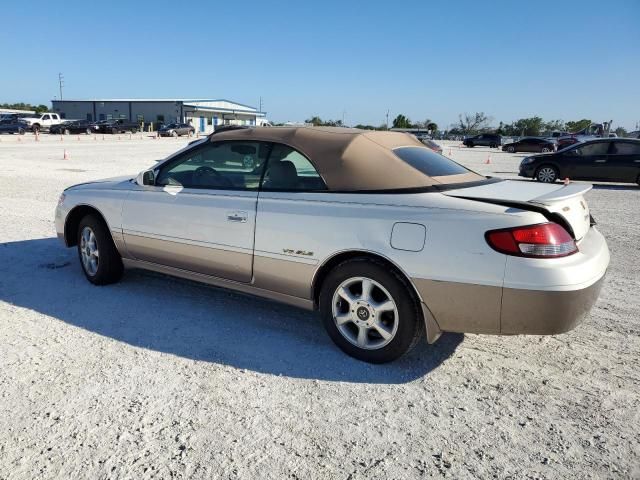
[50, 98, 268, 134]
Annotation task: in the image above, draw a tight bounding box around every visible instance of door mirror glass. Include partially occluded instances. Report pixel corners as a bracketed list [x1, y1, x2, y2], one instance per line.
[137, 169, 155, 186]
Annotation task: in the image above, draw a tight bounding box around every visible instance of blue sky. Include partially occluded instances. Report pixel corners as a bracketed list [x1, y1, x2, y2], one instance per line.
[2, 0, 639, 129]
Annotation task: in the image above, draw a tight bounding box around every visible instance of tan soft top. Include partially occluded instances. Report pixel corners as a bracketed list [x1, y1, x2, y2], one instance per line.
[209, 126, 483, 191]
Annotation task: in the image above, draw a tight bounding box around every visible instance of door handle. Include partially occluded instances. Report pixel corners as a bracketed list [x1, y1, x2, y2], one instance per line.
[226, 211, 248, 223]
[594, 159, 606, 163]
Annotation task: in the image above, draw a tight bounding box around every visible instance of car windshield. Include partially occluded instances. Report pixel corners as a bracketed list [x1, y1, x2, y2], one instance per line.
[393, 147, 471, 177]
[166, 124, 177, 128]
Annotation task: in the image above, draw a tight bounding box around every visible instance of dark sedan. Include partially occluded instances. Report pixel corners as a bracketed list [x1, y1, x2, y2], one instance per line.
[50, 120, 95, 135]
[519, 138, 640, 184]
[158, 123, 195, 137]
[503, 137, 556, 153]
[0, 120, 27, 135]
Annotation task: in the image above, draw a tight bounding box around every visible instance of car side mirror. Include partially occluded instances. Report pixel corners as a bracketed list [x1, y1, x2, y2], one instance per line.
[137, 169, 155, 186]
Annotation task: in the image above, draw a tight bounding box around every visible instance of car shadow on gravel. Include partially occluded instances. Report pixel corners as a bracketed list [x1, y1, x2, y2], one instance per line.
[0, 238, 463, 384]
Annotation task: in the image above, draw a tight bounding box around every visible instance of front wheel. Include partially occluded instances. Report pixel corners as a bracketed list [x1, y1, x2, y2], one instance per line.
[18, 128, 25, 135]
[86, 128, 92, 135]
[32, 125, 40, 133]
[111, 128, 119, 135]
[319, 258, 422, 363]
[535, 165, 559, 183]
[541, 147, 551, 153]
[77, 214, 124, 285]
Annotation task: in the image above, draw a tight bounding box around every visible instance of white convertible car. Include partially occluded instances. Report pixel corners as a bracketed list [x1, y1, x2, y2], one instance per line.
[55, 126, 609, 363]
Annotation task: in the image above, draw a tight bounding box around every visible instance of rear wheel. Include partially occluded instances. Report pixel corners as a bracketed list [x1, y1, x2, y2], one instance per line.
[541, 147, 551, 153]
[32, 124, 40, 133]
[86, 128, 92, 135]
[64, 128, 70, 135]
[466, 142, 474, 148]
[535, 165, 559, 183]
[507, 145, 515, 153]
[172, 130, 178, 137]
[490, 143, 497, 148]
[319, 258, 422, 363]
[18, 128, 25, 135]
[76, 214, 124, 285]
[111, 127, 118, 135]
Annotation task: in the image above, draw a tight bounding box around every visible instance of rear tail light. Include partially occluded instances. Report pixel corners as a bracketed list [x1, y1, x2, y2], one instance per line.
[485, 223, 577, 258]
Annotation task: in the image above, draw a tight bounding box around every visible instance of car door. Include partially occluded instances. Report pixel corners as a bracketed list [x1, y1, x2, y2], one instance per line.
[606, 141, 640, 182]
[121, 139, 270, 282]
[252, 143, 330, 298]
[567, 141, 611, 180]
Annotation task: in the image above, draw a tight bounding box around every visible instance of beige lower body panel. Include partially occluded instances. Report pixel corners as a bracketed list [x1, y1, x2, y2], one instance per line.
[252, 255, 316, 300]
[413, 278, 502, 333]
[412, 276, 605, 335]
[500, 277, 604, 334]
[123, 233, 252, 283]
[122, 258, 314, 311]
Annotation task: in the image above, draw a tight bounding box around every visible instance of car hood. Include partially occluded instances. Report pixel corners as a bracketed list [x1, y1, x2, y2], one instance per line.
[65, 176, 134, 191]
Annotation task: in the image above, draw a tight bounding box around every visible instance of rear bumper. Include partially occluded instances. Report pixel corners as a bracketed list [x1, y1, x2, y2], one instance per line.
[412, 227, 609, 336]
[500, 275, 604, 334]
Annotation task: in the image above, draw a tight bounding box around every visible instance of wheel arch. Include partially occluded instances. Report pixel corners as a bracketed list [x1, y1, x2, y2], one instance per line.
[311, 250, 423, 307]
[311, 250, 441, 343]
[64, 204, 112, 247]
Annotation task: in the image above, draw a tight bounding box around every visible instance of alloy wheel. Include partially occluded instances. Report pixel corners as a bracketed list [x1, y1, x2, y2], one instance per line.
[537, 167, 557, 183]
[80, 226, 99, 276]
[331, 277, 399, 350]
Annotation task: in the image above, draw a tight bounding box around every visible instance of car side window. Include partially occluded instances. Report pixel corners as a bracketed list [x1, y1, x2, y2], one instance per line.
[261, 143, 327, 191]
[575, 142, 609, 156]
[609, 142, 640, 155]
[156, 141, 268, 190]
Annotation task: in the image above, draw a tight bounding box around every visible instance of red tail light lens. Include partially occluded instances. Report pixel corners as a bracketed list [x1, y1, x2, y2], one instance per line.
[485, 223, 577, 258]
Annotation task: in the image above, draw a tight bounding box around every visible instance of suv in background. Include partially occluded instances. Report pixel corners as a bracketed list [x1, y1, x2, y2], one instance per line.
[463, 133, 502, 148]
[93, 119, 140, 134]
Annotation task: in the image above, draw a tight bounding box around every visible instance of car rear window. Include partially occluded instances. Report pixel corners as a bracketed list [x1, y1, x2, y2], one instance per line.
[393, 147, 470, 177]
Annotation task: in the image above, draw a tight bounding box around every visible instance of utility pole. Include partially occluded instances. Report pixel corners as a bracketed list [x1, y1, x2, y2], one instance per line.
[342, 110, 346, 126]
[385, 109, 390, 130]
[258, 96, 263, 112]
[58, 73, 64, 101]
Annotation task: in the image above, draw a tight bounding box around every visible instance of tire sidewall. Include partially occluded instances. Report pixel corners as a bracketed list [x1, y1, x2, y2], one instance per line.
[76, 214, 123, 285]
[319, 259, 421, 363]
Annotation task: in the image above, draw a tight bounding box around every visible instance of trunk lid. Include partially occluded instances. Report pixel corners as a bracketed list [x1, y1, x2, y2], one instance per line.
[443, 180, 592, 240]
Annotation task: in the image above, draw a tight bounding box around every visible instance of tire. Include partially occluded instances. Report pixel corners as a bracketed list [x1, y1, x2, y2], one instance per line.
[535, 165, 559, 183]
[130, 128, 138, 134]
[86, 128, 92, 135]
[541, 147, 551, 153]
[76, 214, 124, 285]
[172, 130, 178, 137]
[18, 128, 25, 135]
[32, 124, 40, 133]
[64, 129, 70, 135]
[507, 146, 515, 153]
[490, 143, 497, 148]
[111, 128, 118, 135]
[319, 258, 423, 363]
[466, 142, 474, 148]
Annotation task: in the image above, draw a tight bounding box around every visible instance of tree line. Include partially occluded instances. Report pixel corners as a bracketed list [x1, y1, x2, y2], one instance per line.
[0, 102, 49, 114]
[302, 113, 628, 137]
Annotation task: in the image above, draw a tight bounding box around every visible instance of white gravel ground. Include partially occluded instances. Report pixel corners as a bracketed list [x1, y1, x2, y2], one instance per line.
[0, 134, 638, 479]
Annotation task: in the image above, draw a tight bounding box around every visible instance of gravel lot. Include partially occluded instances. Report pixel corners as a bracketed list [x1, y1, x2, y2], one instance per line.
[0, 134, 638, 479]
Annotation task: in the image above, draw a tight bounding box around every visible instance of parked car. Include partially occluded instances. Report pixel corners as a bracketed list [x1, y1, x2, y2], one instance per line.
[158, 123, 195, 137]
[0, 119, 28, 135]
[56, 126, 609, 363]
[421, 138, 443, 154]
[502, 137, 556, 153]
[93, 119, 140, 134]
[556, 136, 581, 150]
[50, 120, 95, 135]
[463, 133, 502, 148]
[519, 138, 640, 184]
[19, 112, 64, 132]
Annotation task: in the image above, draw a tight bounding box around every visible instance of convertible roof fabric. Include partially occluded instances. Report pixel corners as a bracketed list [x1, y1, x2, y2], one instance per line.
[209, 126, 483, 191]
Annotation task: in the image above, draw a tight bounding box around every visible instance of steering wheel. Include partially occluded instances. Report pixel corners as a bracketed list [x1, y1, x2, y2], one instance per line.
[193, 166, 232, 187]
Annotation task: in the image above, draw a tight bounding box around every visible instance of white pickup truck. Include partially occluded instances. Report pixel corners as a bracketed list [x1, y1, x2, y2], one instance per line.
[19, 113, 65, 132]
